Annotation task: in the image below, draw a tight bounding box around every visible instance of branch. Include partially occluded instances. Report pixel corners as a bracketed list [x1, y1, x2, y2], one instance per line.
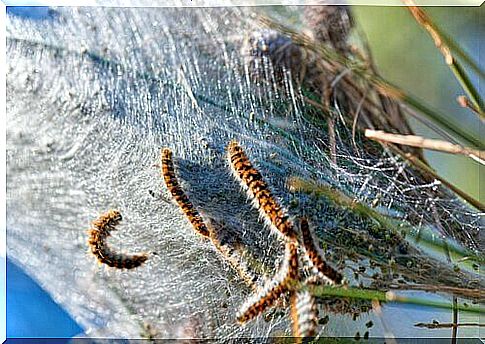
[364, 129, 485, 165]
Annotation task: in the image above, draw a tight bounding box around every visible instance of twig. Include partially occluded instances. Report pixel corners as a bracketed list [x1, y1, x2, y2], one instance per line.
[415, 322, 484, 329]
[402, 1, 485, 119]
[365, 129, 485, 165]
[439, 31, 485, 81]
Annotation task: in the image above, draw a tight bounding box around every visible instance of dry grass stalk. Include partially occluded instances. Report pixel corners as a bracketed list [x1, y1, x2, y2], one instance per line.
[403, 0, 484, 119]
[415, 322, 485, 329]
[365, 129, 485, 165]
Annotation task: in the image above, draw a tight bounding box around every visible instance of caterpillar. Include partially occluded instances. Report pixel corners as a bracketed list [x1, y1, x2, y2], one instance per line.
[236, 240, 299, 323]
[87, 210, 149, 269]
[227, 140, 297, 241]
[91, 209, 122, 234]
[299, 218, 343, 285]
[161, 149, 263, 290]
[290, 290, 318, 341]
[160, 147, 210, 238]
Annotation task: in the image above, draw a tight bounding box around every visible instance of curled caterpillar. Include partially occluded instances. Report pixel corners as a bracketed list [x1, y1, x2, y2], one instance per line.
[227, 140, 297, 241]
[300, 218, 343, 285]
[160, 148, 210, 238]
[236, 240, 299, 323]
[87, 210, 148, 269]
[290, 290, 318, 341]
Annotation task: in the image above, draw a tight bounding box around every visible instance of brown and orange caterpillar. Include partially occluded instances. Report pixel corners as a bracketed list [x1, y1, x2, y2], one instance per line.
[161, 150, 261, 290]
[161, 148, 210, 238]
[236, 240, 299, 323]
[87, 210, 149, 269]
[290, 290, 318, 341]
[227, 140, 297, 241]
[300, 218, 343, 285]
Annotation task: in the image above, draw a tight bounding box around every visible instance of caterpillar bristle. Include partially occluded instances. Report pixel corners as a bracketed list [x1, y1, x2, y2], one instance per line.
[160, 147, 210, 238]
[290, 290, 318, 341]
[87, 210, 148, 269]
[226, 140, 297, 241]
[300, 218, 343, 285]
[236, 240, 299, 324]
[91, 209, 122, 233]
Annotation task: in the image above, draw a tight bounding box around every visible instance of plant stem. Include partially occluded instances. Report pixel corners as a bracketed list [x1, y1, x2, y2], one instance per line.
[402, 1, 485, 119]
[299, 283, 484, 315]
[288, 176, 484, 264]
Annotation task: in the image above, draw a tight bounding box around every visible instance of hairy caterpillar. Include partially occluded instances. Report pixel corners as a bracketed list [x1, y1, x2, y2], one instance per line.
[300, 218, 343, 285]
[160, 147, 210, 238]
[227, 140, 297, 241]
[87, 210, 149, 269]
[290, 290, 318, 341]
[236, 240, 299, 323]
[161, 149, 258, 289]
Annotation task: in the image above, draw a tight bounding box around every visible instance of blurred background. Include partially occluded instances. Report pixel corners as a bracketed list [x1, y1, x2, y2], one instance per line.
[354, 5, 484, 201]
[5, 4, 483, 339]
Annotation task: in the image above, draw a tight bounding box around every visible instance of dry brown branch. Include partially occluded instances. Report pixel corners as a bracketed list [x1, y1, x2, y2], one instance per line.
[402, 0, 453, 65]
[415, 322, 485, 329]
[365, 129, 485, 165]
